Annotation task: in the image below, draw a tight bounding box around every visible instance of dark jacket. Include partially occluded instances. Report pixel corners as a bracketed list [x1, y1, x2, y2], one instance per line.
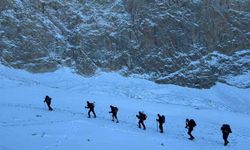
[188, 119, 196, 128]
[137, 112, 147, 121]
[221, 124, 232, 134]
[86, 102, 94, 109]
[157, 115, 165, 124]
[44, 96, 51, 105]
[109, 106, 118, 113]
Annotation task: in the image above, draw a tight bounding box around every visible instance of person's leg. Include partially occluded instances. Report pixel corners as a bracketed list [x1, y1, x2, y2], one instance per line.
[138, 120, 141, 128]
[142, 121, 146, 130]
[114, 113, 118, 123]
[48, 105, 53, 111]
[159, 123, 163, 133]
[88, 109, 91, 118]
[226, 134, 229, 144]
[188, 128, 194, 139]
[223, 133, 229, 145]
[91, 109, 96, 118]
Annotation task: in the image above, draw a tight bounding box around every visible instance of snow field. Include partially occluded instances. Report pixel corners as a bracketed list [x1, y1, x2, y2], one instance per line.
[0, 65, 250, 150]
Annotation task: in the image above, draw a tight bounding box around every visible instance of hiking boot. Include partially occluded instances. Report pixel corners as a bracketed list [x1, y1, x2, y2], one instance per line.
[189, 137, 194, 140]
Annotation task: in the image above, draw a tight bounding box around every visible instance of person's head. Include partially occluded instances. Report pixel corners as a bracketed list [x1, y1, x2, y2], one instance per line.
[87, 101, 89, 104]
[186, 119, 189, 122]
[110, 105, 113, 108]
[157, 114, 160, 117]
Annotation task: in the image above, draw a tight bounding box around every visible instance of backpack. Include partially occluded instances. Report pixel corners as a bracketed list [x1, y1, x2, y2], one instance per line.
[162, 115, 165, 123]
[114, 107, 119, 112]
[89, 102, 94, 108]
[222, 124, 230, 128]
[45, 97, 51, 104]
[142, 113, 147, 120]
[222, 124, 232, 133]
[190, 119, 196, 127]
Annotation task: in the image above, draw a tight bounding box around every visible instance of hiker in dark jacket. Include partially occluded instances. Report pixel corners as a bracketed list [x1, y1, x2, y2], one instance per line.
[109, 105, 119, 123]
[156, 114, 165, 133]
[186, 119, 196, 140]
[44, 95, 53, 111]
[221, 124, 232, 146]
[136, 111, 147, 130]
[85, 101, 96, 118]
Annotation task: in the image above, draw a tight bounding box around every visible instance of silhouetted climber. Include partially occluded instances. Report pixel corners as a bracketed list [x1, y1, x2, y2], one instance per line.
[85, 101, 96, 118]
[221, 124, 232, 146]
[156, 114, 165, 133]
[109, 105, 119, 123]
[186, 119, 196, 140]
[136, 111, 147, 130]
[44, 95, 53, 111]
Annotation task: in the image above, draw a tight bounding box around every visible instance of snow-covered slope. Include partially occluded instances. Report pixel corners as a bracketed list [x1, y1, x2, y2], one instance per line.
[0, 65, 250, 150]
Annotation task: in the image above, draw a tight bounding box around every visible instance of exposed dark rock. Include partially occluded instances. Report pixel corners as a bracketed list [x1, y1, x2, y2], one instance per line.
[0, 0, 249, 88]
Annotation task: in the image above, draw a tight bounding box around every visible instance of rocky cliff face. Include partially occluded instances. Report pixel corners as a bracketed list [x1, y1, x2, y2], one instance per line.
[0, 0, 249, 88]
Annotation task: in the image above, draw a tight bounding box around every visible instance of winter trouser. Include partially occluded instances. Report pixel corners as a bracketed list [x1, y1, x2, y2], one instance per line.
[138, 120, 146, 130]
[112, 112, 118, 122]
[188, 127, 194, 139]
[88, 108, 96, 118]
[159, 123, 163, 133]
[223, 133, 229, 145]
[46, 103, 53, 111]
